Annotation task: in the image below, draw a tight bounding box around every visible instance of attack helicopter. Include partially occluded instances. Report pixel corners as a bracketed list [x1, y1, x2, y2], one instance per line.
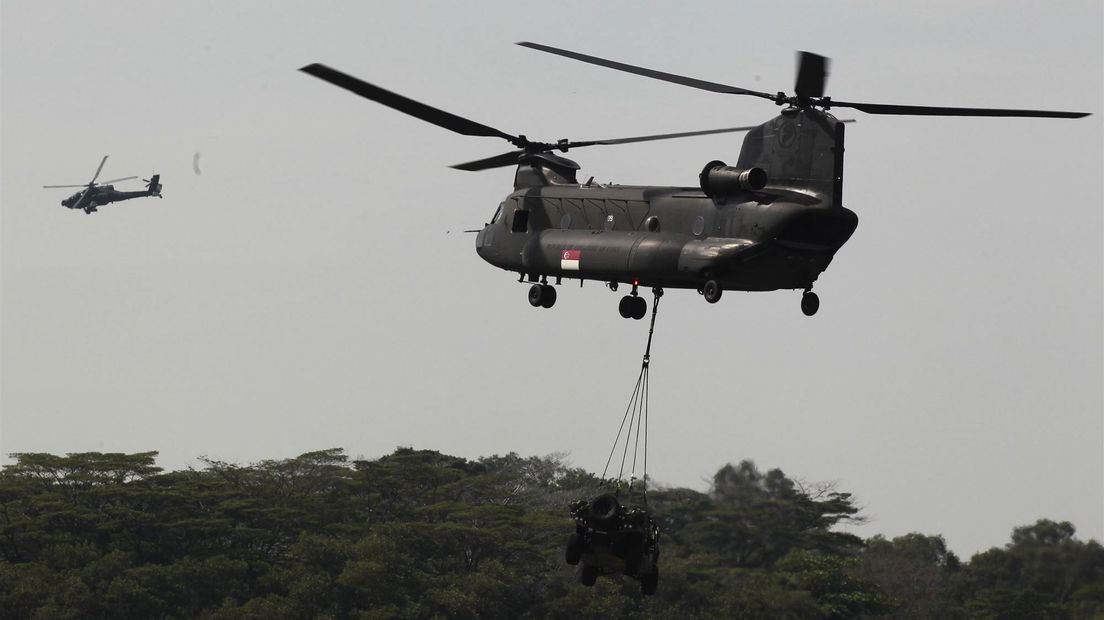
[300, 46, 1087, 318]
[44, 156, 162, 214]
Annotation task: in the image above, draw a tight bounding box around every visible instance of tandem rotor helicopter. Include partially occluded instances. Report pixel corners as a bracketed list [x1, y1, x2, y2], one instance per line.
[300, 43, 1088, 318]
[43, 156, 162, 214]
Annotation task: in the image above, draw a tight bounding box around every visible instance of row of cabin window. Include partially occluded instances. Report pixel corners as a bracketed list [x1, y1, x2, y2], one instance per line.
[512, 197, 653, 232]
[504, 198, 712, 236]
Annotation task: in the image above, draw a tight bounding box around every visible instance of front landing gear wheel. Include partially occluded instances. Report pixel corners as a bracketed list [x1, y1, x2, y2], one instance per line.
[540, 285, 557, 308]
[703, 279, 722, 304]
[801, 291, 819, 316]
[528, 284, 557, 308]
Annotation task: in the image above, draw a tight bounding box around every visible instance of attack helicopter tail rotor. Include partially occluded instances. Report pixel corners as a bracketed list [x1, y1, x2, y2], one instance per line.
[299, 63, 768, 172]
[517, 42, 1090, 119]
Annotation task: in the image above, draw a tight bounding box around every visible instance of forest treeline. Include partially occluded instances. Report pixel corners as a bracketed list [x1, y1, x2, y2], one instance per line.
[0, 448, 1101, 619]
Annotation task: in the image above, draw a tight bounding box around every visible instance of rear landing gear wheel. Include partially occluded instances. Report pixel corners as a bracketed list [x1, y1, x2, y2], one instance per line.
[528, 284, 557, 308]
[618, 295, 648, 319]
[619, 295, 635, 318]
[703, 279, 722, 304]
[801, 291, 819, 316]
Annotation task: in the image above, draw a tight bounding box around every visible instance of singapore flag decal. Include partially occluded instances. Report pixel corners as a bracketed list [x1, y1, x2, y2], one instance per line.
[561, 249, 581, 271]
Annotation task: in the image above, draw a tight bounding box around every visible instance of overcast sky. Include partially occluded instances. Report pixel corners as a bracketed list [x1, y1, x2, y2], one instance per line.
[2, 0, 1101, 558]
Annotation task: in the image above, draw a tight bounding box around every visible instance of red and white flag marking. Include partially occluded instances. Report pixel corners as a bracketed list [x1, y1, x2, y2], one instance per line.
[561, 249, 581, 271]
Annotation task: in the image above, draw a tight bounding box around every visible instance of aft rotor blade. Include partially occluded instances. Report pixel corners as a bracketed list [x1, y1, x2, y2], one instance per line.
[43, 184, 87, 189]
[98, 176, 137, 185]
[517, 42, 779, 102]
[827, 100, 1089, 118]
[794, 51, 829, 99]
[451, 150, 525, 171]
[576, 124, 763, 147]
[90, 155, 108, 184]
[300, 63, 522, 142]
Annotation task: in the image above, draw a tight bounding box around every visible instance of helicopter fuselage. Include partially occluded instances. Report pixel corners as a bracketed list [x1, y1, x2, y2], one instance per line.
[476, 180, 857, 294]
[59, 175, 162, 213]
[300, 50, 1087, 317]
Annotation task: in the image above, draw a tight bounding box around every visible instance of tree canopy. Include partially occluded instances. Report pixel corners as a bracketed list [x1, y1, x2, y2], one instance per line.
[0, 449, 1099, 619]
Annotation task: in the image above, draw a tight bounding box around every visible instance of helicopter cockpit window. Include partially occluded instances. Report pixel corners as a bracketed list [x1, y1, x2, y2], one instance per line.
[511, 209, 530, 233]
[490, 204, 503, 224]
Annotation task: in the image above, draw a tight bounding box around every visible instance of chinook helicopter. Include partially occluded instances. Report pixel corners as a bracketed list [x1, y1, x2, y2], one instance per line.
[300, 46, 1087, 318]
[44, 156, 162, 214]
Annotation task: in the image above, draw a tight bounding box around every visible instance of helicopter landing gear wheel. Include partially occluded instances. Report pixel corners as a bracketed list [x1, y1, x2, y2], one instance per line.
[702, 279, 722, 304]
[619, 295, 634, 318]
[619, 294, 647, 319]
[801, 291, 819, 316]
[541, 285, 557, 308]
[528, 284, 557, 309]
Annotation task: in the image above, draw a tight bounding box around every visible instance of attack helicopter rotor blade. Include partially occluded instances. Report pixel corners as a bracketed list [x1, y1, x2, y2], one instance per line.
[517, 42, 779, 102]
[451, 150, 526, 172]
[89, 155, 108, 185]
[97, 176, 138, 185]
[43, 184, 88, 188]
[822, 100, 1089, 118]
[794, 51, 829, 99]
[300, 63, 523, 143]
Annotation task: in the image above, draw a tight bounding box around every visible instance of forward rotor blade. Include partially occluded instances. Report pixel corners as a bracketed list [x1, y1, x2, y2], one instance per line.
[827, 100, 1089, 118]
[98, 176, 137, 185]
[43, 184, 86, 189]
[300, 63, 521, 142]
[451, 150, 525, 171]
[450, 124, 788, 171]
[90, 155, 108, 184]
[517, 42, 778, 102]
[794, 51, 829, 99]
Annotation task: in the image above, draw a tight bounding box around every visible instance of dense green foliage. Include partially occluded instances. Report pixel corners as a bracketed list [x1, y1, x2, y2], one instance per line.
[0, 449, 1100, 618]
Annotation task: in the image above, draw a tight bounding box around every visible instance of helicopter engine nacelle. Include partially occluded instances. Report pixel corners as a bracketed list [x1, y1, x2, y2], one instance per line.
[699, 160, 768, 198]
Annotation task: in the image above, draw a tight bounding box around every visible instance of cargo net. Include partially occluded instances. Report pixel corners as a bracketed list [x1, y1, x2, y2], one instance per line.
[600, 288, 663, 506]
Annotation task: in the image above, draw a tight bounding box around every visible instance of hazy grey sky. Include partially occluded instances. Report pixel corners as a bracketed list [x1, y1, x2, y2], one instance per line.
[2, 0, 1101, 558]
